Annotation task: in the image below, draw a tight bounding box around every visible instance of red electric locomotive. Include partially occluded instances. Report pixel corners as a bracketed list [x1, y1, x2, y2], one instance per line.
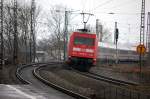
[68, 29, 98, 71]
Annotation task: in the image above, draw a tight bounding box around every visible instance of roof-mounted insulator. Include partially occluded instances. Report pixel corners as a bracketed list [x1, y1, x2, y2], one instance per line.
[77, 29, 90, 32]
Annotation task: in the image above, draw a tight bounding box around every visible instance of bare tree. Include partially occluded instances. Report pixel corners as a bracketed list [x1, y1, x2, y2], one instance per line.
[3, 0, 40, 64]
[46, 5, 66, 60]
[102, 28, 112, 43]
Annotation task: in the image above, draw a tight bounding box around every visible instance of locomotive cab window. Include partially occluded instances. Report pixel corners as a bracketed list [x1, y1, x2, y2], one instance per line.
[74, 37, 95, 46]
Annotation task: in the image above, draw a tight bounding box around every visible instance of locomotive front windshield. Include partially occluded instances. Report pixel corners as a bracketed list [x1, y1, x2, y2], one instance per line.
[74, 37, 95, 46]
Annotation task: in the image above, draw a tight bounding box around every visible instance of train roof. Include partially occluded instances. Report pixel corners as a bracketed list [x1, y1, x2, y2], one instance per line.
[71, 32, 97, 39]
[72, 29, 96, 35]
[98, 42, 136, 51]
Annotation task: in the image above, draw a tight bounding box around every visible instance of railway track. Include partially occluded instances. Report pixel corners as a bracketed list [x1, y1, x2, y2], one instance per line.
[16, 62, 150, 99]
[33, 64, 89, 99]
[16, 62, 63, 84]
[16, 62, 89, 99]
[69, 63, 138, 87]
[72, 69, 138, 86]
[16, 63, 39, 84]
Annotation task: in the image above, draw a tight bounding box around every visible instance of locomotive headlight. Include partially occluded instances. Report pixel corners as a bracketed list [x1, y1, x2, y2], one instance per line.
[73, 47, 81, 51]
[93, 59, 96, 60]
[86, 49, 94, 53]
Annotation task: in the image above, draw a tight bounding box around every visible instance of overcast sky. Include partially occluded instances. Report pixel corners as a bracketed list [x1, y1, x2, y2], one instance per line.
[33, 0, 150, 45]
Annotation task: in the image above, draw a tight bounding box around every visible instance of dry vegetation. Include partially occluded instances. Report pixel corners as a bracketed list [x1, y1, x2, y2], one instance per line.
[39, 66, 111, 99]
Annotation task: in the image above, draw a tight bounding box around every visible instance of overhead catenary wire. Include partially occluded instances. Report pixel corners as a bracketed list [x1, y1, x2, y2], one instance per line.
[94, 12, 141, 15]
[90, 0, 114, 12]
[98, 0, 137, 11]
[92, 17, 140, 28]
[81, 0, 87, 12]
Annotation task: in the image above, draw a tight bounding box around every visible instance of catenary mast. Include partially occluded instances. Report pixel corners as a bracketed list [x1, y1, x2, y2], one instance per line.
[140, 0, 145, 45]
[13, 0, 18, 65]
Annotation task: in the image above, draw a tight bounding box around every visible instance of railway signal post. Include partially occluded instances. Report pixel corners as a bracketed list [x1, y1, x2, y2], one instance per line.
[114, 22, 119, 65]
[146, 12, 150, 65]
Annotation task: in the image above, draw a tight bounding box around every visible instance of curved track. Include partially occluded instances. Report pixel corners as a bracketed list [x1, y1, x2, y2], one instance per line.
[73, 64, 139, 86]
[17, 63, 75, 99]
[69, 64, 138, 86]
[33, 65, 89, 99]
[17, 62, 148, 99]
[77, 70, 138, 86]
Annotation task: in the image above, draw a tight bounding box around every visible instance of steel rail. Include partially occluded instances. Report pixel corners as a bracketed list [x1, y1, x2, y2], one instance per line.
[89, 72, 138, 86]
[33, 64, 90, 99]
[16, 62, 62, 84]
[73, 68, 138, 86]
[16, 63, 37, 84]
